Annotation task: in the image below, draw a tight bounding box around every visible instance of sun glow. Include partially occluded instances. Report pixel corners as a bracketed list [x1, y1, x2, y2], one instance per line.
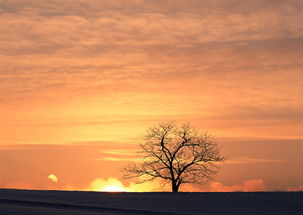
[90, 178, 128, 192]
[101, 184, 127, 192]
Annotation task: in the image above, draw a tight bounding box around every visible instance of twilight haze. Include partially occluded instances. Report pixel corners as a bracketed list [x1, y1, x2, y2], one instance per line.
[0, 0, 302, 192]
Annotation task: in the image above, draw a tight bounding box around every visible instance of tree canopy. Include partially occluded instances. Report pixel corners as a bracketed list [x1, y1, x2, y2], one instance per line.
[123, 122, 225, 192]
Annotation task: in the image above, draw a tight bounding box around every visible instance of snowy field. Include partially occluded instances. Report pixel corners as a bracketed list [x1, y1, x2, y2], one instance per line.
[0, 189, 302, 215]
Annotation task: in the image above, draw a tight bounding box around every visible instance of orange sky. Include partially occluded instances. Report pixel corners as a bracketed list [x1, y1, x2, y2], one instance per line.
[0, 0, 302, 192]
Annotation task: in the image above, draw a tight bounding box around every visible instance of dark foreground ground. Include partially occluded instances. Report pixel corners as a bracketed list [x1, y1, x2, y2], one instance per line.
[0, 189, 302, 215]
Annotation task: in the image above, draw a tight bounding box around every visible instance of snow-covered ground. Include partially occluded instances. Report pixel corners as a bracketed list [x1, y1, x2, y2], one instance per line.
[0, 189, 302, 215]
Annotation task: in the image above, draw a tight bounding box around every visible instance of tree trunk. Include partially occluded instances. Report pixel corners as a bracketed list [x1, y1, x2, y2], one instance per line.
[172, 181, 179, 192]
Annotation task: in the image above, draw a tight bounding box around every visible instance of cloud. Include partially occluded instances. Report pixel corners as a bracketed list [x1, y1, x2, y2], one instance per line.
[97, 149, 140, 162]
[186, 179, 266, 192]
[1, 0, 303, 58]
[1, 0, 302, 125]
[209, 179, 266, 192]
[100, 157, 142, 162]
[287, 185, 303, 191]
[0, 180, 34, 190]
[101, 149, 137, 156]
[126, 179, 165, 192]
[225, 157, 284, 165]
[48, 174, 58, 183]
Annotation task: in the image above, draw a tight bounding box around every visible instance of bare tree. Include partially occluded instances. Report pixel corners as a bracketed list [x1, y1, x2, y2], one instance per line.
[123, 122, 225, 192]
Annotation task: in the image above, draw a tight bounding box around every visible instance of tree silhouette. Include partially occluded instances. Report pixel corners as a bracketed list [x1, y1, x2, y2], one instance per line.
[123, 122, 225, 192]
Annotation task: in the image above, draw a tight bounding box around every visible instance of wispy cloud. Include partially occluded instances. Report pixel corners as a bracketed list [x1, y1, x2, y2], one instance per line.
[186, 179, 266, 192]
[225, 156, 284, 165]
